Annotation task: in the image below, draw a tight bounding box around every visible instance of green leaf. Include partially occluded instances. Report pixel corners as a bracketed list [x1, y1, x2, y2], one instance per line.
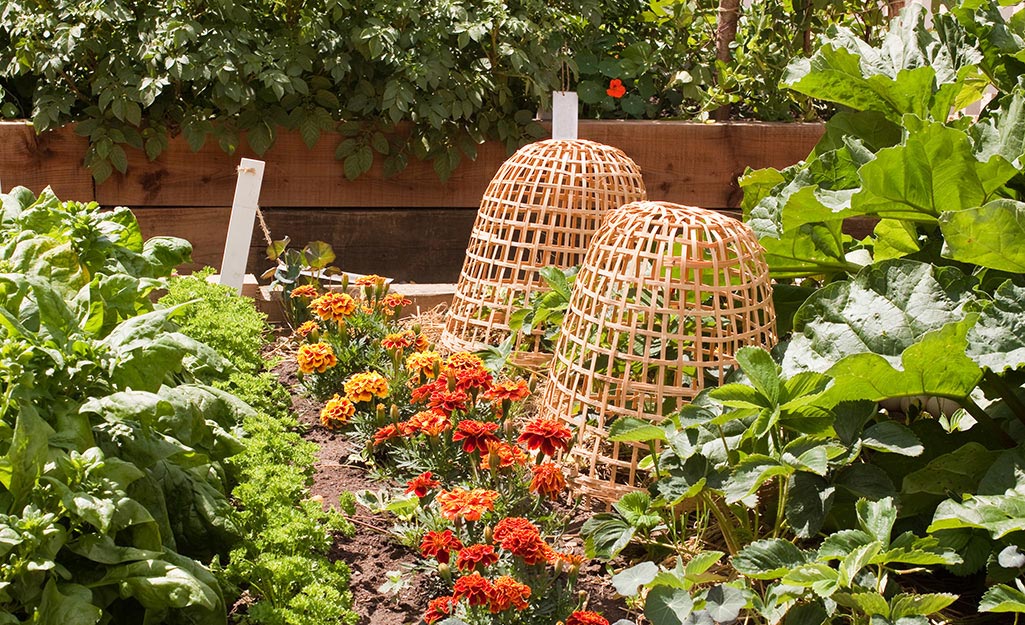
[834, 592, 889, 617]
[889, 593, 958, 619]
[857, 497, 897, 546]
[582, 514, 636, 561]
[928, 478, 1025, 539]
[735, 347, 783, 406]
[785, 473, 835, 538]
[966, 280, 1025, 372]
[861, 422, 924, 456]
[704, 584, 747, 623]
[903, 442, 1000, 497]
[302, 241, 336, 269]
[818, 529, 875, 560]
[644, 586, 694, 625]
[36, 580, 102, 625]
[344, 146, 374, 180]
[873, 219, 921, 261]
[612, 561, 659, 597]
[781, 562, 839, 597]
[95, 558, 219, 610]
[608, 417, 667, 443]
[724, 455, 791, 505]
[0, 404, 54, 504]
[979, 582, 1025, 613]
[613, 491, 662, 529]
[940, 199, 1025, 273]
[732, 539, 808, 579]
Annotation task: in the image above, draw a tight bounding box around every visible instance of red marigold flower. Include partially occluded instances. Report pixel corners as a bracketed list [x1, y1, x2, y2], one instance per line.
[518, 417, 572, 457]
[493, 517, 539, 543]
[296, 342, 337, 374]
[405, 410, 451, 437]
[430, 389, 470, 416]
[372, 423, 402, 446]
[482, 379, 530, 404]
[479, 440, 529, 471]
[294, 320, 320, 338]
[567, 611, 610, 625]
[445, 352, 486, 372]
[311, 292, 357, 322]
[420, 529, 463, 564]
[411, 378, 444, 404]
[530, 462, 566, 499]
[423, 595, 457, 624]
[455, 544, 499, 572]
[452, 572, 493, 607]
[413, 333, 430, 352]
[488, 575, 531, 613]
[319, 394, 355, 430]
[405, 471, 441, 498]
[344, 371, 389, 403]
[290, 284, 319, 299]
[437, 488, 500, 522]
[452, 420, 500, 454]
[381, 330, 415, 350]
[455, 366, 493, 393]
[499, 528, 555, 565]
[606, 79, 626, 99]
[382, 292, 412, 309]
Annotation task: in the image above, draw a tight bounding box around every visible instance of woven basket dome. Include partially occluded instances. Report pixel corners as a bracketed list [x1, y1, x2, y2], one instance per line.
[439, 139, 646, 355]
[540, 201, 777, 501]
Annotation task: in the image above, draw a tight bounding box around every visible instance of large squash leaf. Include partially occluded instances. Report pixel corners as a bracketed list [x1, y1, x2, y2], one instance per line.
[940, 199, 1025, 272]
[965, 280, 1025, 372]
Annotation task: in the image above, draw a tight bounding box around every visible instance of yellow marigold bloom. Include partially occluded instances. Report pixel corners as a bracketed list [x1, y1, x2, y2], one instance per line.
[320, 394, 356, 430]
[294, 320, 320, 338]
[406, 351, 442, 379]
[445, 352, 485, 372]
[381, 330, 415, 350]
[382, 293, 412, 309]
[355, 274, 385, 286]
[311, 292, 357, 322]
[413, 333, 430, 352]
[297, 342, 337, 374]
[344, 371, 390, 403]
[291, 284, 319, 299]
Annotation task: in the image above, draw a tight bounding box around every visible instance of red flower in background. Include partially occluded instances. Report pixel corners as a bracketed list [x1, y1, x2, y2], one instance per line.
[423, 596, 457, 624]
[405, 471, 440, 497]
[518, 417, 572, 457]
[493, 517, 539, 543]
[420, 529, 464, 563]
[483, 379, 530, 404]
[606, 79, 626, 98]
[455, 544, 499, 572]
[530, 462, 566, 499]
[372, 423, 402, 446]
[488, 575, 531, 613]
[453, 572, 493, 606]
[430, 389, 470, 415]
[567, 611, 610, 625]
[452, 420, 500, 453]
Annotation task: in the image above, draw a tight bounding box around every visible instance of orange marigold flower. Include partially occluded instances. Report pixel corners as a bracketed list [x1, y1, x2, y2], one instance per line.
[372, 423, 402, 446]
[311, 291, 357, 322]
[405, 410, 451, 437]
[413, 333, 430, 351]
[294, 320, 320, 338]
[452, 420, 500, 454]
[556, 551, 585, 572]
[320, 394, 355, 430]
[493, 517, 539, 543]
[480, 441, 529, 471]
[606, 79, 626, 99]
[488, 575, 531, 613]
[381, 330, 415, 350]
[411, 378, 445, 404]
[445, 352, 486, 372]
[296, 342, 337, 374]
[455, 367, 493, 393]
[437, 488, 500, 522]
[382, 293, 412, 309]
[406, 471, 441, 498]
[423, 596, 457, 624]
[420, 529, 463, 564]
[567, 611, 610, 625]
[499, 528, 555, 565]
[452, 572, 492, 607]
[355, 274, 385, 286]
[406, 351, 442, 379]
[455, 544, 499, 572]
[290, 284, 319, 299]
[344, 371, 389, 403]
[430, 389, 470, 416]
[530, 462, 566, 499]
[518, 417, 572, 457]
[483, 379, 530, 404]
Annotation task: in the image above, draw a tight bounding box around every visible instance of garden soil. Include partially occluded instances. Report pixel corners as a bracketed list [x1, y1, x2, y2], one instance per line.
[275, 358, 635, 625]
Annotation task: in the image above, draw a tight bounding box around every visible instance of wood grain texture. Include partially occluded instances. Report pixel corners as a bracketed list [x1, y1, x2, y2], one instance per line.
[0, 123, 94, 199]
[133, 207, 232, 273]
[93, 121, 822, 209]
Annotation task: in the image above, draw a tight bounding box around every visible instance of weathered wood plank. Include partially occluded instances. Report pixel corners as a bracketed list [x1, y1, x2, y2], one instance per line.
[133, 207, 232, 273]
[0, 123, 94, 200]
[94, 121, 821, 209]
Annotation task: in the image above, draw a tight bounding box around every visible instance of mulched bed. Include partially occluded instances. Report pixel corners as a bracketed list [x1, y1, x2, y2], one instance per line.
[274, 355, 635, 625]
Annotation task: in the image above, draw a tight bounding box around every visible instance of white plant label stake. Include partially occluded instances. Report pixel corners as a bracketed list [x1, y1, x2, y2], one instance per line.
[552, 91, 579, 140]
[219, 158, 265, 293]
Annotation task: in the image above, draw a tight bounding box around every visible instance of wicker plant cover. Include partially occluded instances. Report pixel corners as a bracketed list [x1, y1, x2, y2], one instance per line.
[439, 139, 646, 355]
[541, 200, 776, 501]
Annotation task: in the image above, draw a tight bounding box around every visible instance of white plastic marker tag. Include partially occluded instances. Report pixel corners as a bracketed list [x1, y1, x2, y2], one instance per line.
[552, 91, 579, 140]
[220, 158, 265, 293]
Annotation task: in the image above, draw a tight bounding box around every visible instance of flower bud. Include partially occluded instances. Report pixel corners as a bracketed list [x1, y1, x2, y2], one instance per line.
[447, 370, 457, 392]
[554, 557, 564, 576]
[437, 562, 451, 580]
[390, 404, 401, 423]
[528, 373, 538, 393]
[376, 403, 386, 422]
[483, 525, 493, 544]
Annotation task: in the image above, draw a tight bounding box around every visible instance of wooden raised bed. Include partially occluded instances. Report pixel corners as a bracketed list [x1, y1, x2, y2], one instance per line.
[0, 120, 823, 282]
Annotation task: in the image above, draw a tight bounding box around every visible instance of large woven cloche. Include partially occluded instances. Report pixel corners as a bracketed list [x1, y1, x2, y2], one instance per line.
[540, 201, 777, 501]
[439, 139, 647, 355]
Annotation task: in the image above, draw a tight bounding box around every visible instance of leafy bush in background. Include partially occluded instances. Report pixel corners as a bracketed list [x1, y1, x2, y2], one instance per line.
[1, 0, 884, 182]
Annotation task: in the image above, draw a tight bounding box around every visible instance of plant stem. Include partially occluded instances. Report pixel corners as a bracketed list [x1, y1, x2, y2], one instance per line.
[960, 395, 1016, 448]
[702, 492, 741, 554]
[984, 370, 1025, 426]
[773, 476, 789, 538]
[648, 441, 662, 480]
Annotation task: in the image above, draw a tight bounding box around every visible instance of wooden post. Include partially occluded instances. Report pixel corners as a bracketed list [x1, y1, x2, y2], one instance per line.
[714, 0, 741, 122]
[219, 158, 265, 293]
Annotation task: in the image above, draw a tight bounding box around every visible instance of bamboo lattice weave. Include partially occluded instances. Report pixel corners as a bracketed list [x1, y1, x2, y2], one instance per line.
[541, 201, 776, 501]
[440, 139, 646, 354]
